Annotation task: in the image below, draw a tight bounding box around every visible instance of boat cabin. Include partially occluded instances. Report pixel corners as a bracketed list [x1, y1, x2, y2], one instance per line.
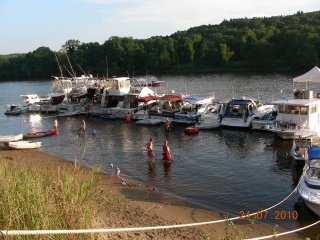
[270, 90, 320, 130]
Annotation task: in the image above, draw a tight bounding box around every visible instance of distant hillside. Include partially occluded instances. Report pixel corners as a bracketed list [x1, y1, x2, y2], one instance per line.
[1, 10, 319, 80]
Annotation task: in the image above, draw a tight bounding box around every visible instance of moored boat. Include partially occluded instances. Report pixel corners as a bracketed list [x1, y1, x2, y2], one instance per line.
[220, 97, 272, 128]
[291, 129, 320, 168]
[5, 104, 29, 115]
[297, 145, 320, 217]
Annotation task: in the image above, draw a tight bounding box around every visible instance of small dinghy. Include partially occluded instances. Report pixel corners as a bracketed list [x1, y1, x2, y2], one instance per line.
[5, 141, 42, 149]
[136, 119, 162, 125]
[184, 127, 199, 134]
[0, 134, 23, 143]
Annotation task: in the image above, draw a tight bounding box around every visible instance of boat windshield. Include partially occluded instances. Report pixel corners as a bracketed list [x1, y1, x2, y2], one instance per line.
[307, 168, 320, 179]
[309, 159, 320, 168]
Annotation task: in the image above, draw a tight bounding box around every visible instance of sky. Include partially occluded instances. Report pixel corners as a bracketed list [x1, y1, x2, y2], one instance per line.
[0, 0, 319, 55]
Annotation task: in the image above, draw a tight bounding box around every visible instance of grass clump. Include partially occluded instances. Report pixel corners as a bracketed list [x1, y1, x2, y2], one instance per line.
[0, 161, 108, 239]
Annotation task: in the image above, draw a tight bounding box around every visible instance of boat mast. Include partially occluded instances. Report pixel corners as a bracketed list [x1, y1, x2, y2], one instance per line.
[54, 52, 64, 78]
[65, 51, 76, 78]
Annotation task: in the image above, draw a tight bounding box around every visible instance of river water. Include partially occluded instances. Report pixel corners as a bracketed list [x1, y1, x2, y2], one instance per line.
[0, 71, 319, 239]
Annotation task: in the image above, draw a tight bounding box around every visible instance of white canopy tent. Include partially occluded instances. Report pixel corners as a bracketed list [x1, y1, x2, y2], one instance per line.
[293, 66, 320, 83]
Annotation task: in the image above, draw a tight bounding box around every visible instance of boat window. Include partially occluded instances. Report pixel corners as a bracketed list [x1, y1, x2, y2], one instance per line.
[309, 159, 320, 168]
[308, 168, 320, 179]
[310, 104, 317, 114]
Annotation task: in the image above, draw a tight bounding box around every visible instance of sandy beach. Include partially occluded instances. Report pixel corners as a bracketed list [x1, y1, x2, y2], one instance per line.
[0, 144, 305, 239]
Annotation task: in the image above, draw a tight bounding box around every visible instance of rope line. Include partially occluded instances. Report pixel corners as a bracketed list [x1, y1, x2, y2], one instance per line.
[247, 220, 320, 240]
[0, 184, 315, 238]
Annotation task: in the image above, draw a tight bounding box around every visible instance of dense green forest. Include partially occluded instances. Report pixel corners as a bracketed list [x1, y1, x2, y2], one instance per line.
[0, 10, 319, 80]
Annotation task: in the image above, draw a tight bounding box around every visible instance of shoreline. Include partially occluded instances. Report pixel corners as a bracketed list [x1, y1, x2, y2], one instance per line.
[0, 145, 305, 239]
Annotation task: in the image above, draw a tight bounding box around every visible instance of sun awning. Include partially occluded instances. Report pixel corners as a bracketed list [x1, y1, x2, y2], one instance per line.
[293, 66, 320, 83]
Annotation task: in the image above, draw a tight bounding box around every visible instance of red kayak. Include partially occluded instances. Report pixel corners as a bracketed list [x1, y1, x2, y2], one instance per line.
[26, 129, 58, 137]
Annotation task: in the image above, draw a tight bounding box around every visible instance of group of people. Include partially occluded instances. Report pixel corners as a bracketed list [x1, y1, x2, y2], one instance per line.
[145, 138, 171, 162]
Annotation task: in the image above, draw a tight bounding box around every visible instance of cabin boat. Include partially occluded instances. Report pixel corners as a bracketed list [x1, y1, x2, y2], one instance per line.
[251, 106, 277, 131]
[108, 86, 157, 119]
[220, 97, 271, 128]
[148, 94, 185, 122]
[267, 91, 320, 140]
[297, 145, 320, 217]
[173, 96, 214, 124]
[131, 96, 159, 120]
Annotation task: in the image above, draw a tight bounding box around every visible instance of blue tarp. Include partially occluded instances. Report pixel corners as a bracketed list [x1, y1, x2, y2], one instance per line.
[308, 146, 320, 160]
[183, 96, 204, 104]
[228, 99, 252, 105]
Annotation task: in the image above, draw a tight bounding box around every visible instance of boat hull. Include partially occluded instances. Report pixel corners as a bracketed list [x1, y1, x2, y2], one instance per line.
[7, 141, 42, 149]
[0, 134, 23, 143]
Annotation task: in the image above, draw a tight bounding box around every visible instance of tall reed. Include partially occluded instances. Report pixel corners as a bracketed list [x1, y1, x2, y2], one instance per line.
[0, 161, 108, 239]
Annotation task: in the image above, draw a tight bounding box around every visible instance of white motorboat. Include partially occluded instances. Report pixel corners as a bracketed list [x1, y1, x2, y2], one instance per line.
[297, 145, 320, 217]
[5, 104, 29, 115]
[220, 97, 272, 128]
[109, 86, 157, 119]
[291, 129, 320, 168]
[251, 107, 277, 131]
[6, 141, 42, 149]
[136, 119, 162, 125]
[173, 96, 214, 124]
[0, 134, 23, 143]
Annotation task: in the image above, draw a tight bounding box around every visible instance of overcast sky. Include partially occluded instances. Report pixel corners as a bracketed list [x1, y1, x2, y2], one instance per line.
[0, 0, 319, 54]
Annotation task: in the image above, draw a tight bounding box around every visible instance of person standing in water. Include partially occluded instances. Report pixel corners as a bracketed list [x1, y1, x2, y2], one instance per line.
[145, 138, 155, 162]
[53, 118, 58, 130]
[125, 112, 131, 122]
[162, 140, 171, 161]
[165, 117, 171, 132]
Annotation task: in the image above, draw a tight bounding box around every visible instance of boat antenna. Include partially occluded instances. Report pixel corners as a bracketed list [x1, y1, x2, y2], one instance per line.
[54, 52, 64, 78]
[64, 50, 76, 78]
[106, 54, 108, 79]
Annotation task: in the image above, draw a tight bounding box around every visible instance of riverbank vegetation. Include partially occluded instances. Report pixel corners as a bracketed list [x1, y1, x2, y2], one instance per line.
[0, 10, 319, 80]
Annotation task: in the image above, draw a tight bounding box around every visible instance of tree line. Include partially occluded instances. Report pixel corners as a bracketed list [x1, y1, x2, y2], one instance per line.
[0, 10, 319, 80]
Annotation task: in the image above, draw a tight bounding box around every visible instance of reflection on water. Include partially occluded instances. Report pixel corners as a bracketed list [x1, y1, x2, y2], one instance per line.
[0, 73, 319, 239]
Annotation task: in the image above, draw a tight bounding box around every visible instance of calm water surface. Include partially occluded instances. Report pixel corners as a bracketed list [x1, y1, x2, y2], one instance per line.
[0, 72, 319, 239]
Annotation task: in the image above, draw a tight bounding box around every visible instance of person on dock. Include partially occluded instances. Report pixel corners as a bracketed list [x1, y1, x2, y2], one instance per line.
[162, 140, 171, 162]
[145, 138, 155, 162]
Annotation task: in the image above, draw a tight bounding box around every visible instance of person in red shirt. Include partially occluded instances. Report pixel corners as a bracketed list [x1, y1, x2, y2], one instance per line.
[162, 140, 171, 161]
